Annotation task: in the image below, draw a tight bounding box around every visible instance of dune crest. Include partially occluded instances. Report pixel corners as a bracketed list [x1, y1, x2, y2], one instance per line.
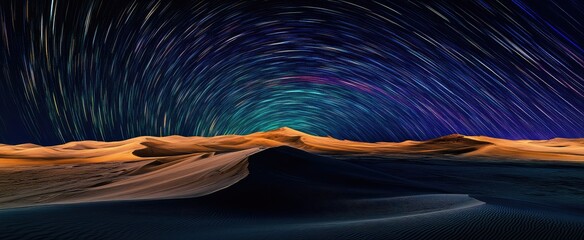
[64, 148, 261, 204]
[1, 127, 583, 166]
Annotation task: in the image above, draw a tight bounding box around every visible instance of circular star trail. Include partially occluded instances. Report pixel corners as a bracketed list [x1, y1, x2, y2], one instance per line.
[1, 0, 584, 145]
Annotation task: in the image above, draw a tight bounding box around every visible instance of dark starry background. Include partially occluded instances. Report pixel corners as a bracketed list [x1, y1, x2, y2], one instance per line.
[1, 0, 583, 145]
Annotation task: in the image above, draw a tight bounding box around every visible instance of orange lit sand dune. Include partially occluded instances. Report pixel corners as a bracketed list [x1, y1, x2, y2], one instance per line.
[1, 127, 583, 166]
[0, 127, 583, 209]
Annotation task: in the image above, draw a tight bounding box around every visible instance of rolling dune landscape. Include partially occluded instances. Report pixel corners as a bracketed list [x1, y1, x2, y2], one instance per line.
[1, 128, 583, 239]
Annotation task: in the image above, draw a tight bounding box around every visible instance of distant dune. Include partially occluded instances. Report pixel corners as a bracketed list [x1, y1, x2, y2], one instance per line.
[1, 127, 583, 167]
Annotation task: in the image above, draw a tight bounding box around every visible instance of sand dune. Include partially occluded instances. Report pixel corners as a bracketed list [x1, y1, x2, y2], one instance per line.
[1, 127, 583, 167]
[1, 146, 583, 240]
[0, 128, 583, 210]
[0, 129, 583, 239]
[0, 148, 258, 208]
[65, 148, 260, 203]
[0, 146, 494, 210]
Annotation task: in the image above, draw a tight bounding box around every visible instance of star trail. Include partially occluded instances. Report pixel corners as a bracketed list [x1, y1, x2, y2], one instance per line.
[1, 0, 584, 145]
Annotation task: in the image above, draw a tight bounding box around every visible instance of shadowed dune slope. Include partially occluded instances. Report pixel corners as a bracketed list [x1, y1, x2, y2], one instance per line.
[193, 146, 446, 216]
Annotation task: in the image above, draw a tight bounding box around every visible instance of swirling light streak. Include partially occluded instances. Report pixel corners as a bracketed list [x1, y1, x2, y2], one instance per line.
[0, 0, 583, 144]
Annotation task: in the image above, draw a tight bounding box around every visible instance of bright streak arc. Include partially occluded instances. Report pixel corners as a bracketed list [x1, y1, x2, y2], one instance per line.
[0, 0, 583, 145]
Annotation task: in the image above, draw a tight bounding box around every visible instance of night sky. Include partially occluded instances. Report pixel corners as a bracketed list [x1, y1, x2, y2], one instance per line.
[1, 0, 583, 145]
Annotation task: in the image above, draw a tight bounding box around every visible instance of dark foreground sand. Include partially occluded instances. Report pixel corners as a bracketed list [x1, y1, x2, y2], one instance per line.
[1, 146, 583, 240]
